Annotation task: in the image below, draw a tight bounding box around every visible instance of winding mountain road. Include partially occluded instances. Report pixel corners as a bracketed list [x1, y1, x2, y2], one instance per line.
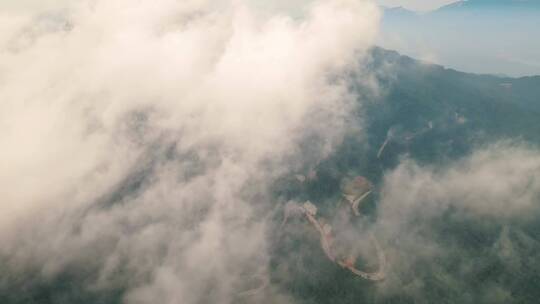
[284, 201, 386, 281]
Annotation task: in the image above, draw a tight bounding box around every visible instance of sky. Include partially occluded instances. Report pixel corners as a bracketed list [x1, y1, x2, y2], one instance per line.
[376, 0, 456, 11]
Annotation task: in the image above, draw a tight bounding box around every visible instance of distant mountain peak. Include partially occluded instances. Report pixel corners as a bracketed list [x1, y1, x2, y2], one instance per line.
[441, 1, 466, 10]
[435, 0, 540, 12]
[381, 5, 418, 18]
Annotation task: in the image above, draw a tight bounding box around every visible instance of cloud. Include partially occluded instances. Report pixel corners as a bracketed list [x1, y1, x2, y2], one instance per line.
[374, 142, 540, 302]
[379, 142, 540, 222]
[0, 0, 379, 303]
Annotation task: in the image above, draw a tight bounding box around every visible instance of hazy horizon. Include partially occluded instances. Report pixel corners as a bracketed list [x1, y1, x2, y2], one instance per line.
[378, 1, 540, 76]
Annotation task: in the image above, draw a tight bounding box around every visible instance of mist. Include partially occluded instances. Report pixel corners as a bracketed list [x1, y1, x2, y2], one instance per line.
[374, 142, 540, 303]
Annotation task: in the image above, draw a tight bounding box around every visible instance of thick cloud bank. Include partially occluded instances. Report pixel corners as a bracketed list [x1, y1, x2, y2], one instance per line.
[0, 0, 379, 303]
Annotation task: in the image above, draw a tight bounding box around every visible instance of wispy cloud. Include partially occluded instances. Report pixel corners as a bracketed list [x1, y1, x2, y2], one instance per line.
[374, 142, 540, 302]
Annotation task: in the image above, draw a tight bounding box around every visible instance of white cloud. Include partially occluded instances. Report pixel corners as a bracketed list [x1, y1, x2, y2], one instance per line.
[374, 142, 540, 298]
[378, 142, 540, 224]
[0, 0, 379, 302]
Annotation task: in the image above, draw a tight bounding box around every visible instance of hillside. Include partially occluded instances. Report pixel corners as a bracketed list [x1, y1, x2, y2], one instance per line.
[319, 47, 540, 184]
[271, 48, 540, 304]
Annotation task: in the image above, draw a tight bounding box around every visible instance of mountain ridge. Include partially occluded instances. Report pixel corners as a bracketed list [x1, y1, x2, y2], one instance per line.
[436, 0, 540, 12]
